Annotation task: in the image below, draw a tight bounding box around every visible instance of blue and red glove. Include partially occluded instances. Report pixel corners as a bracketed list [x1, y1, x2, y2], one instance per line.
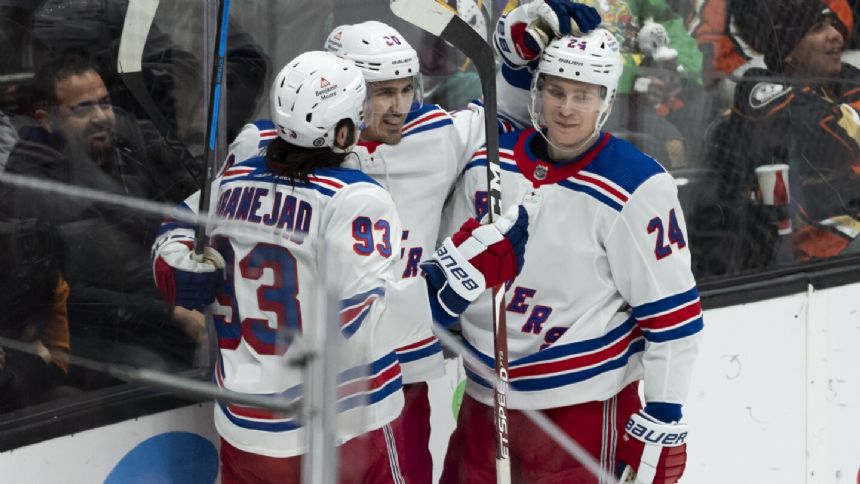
[153, 234, 225, 311]
[422, 202, 532, 326]
[616, 408, 688, 484]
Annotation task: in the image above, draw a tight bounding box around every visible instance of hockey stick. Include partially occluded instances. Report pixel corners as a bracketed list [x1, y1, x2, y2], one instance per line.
[193, 0, 231, 256]
[117, 0, 204, 186]
[389, 1, 511, 482]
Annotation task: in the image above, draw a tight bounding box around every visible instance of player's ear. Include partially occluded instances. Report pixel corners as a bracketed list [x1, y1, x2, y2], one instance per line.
[334, 118, 356, 149]
[34, 105, 54, 132]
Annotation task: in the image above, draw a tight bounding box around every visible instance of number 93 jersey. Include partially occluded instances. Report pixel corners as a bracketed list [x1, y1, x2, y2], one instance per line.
[196, 121, 433, 458]
[445, 127, 704, 412]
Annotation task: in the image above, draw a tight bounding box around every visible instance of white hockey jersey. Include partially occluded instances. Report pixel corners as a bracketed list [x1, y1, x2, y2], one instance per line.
[445, 128, 704, 411]
[345, 100, 518, 382]
[156, 121, 433, 457]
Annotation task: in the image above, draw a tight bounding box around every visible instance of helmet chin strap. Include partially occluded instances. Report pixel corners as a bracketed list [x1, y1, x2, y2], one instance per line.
[529, 111, 602, 161]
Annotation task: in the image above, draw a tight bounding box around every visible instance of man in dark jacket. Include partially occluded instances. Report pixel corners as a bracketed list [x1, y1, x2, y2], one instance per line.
[707, 0, 860, 269]
[0, 50, 203, 385]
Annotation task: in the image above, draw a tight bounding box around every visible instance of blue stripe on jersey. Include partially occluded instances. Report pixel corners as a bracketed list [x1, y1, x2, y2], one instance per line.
[341, 305, 371, 339]
[338, 351, 398, 383]
[218, 401, 301, 432]
[632, 287, 700, 318]
[404, 103, 443, 123]
[513, 317, 638, 366]
[341, 287, 386, 307]
[463, 158, 520, 174]
[645, 317, 704, 343]
[315, 167, 382, 187]
[220, 174, 337, 197]
[501, 64, 532, 90]
[463, 337, 646, 392]
[557, 178, 624, 212]
[396, 340, 442, 363]
[337, 374, 403, 413]
[253, 119, 276, 131]
[510, 339, 645, 391]
[403, 118, 454, 138]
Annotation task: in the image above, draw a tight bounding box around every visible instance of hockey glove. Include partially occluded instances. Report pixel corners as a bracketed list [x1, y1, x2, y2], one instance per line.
[525, 1, 601, 49]
[501, 1, 601, 63]
[616, 409, 688, 484]
[422, 204, 530, 327]
[153, 236, 225, 311]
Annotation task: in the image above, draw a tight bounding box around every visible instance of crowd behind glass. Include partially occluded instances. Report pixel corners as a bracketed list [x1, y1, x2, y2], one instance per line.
[0, 0, 858, 418]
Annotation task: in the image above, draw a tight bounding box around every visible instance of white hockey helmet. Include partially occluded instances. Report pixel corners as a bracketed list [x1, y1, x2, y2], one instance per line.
[325, 20, 420, 82]
[530, 28, 624, 133]
[270, 51, 366, 150]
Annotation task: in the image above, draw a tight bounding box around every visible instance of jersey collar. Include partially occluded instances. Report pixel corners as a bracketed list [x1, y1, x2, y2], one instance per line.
[513, 128, 611, 187]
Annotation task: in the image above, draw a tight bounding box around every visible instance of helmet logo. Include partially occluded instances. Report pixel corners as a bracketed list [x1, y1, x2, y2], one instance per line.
[334, 31, 342, 41]
[313, 137, 325, 147]
[320, 77, 331, 88]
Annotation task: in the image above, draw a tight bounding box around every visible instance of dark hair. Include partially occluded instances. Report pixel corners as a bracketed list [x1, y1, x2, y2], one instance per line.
[31, 49, 101, 110]
[265, 119, 355, 184]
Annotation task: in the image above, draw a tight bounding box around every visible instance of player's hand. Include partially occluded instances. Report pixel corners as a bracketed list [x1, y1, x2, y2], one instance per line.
[422, 197, 536, 325]
[523, 1, 601, 50]
[616, 410, 688, 484]
[154, 240, 225, 311]
[172, 306, 206, 342]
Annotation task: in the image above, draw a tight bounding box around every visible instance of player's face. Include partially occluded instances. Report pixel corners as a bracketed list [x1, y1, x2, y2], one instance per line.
[50, 70, 116, 158]
[787, 15, 844, 78]
[360, 77, 414, 145]
[541, 76, 602, 150]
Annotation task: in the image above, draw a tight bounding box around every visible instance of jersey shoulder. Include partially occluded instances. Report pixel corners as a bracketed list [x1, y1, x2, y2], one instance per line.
[223, 119, 279, 173]
[401, 103, 454, 138]
[584, 135, 667, 197]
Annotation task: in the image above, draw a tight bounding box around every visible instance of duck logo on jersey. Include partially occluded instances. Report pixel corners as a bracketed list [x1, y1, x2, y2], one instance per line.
[749, 82, 792, 110]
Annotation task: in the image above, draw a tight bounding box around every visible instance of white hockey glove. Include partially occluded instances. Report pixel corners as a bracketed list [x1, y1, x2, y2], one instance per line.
[153, 230, 225, 311]
[616, 409, 688, 484]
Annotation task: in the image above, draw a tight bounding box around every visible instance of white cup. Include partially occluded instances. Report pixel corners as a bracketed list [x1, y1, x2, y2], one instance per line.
[755, 164, 790, 206]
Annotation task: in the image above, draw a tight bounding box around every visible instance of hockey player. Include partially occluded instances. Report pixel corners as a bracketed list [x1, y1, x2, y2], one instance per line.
[322, 7, 600, 481]
[439, 20, 704, 484]
[151, 50, 533, 483]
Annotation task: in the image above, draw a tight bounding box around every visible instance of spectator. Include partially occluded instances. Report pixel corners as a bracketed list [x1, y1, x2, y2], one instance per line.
[691, 0, 852, 93]
[0, 218, 76, 413]
[32, 0, 270, 191]
[711, 0, 860, 267]
[0, 50, 203, 387]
